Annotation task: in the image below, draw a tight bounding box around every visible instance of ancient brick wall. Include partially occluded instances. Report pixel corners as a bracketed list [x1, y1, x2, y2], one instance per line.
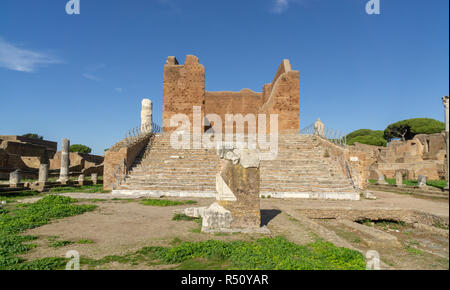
[259, 60, 300, 133]
[163, 55, 205, 132]
[0, 137, 56, 173]
[49, 152, 104, 171]
[162, 56, 300, 134]
[103, 135, 152, 190]
[317, 137, 371, 191]
[351, 133, 446, 180]
[204, 89, 263, 134]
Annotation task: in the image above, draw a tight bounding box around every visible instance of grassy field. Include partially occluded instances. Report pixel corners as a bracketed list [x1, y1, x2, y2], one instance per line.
[0, 195, 97, 270]
[80, 236, 366, 270]
[0, 195, 367, 270]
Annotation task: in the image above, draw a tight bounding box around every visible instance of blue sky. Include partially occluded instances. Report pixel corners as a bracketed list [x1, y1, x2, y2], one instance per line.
[0, 0, 448, 155]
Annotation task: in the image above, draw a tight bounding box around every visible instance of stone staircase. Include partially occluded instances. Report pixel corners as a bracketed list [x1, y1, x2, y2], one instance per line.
[113, 133, 359, 200]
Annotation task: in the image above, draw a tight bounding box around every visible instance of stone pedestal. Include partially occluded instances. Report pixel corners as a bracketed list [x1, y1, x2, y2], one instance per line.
[91, 173, 98, 185]
[38, 164, 49, 185]
[202, 147, 263, 232]
[375, 170, 388, 185]
[395, 171, 404, 187]
[417, 175, 427, 188]
[78, 174, 85, 186]
[9, 169, 23, 188]
[58, 138, 70, 184]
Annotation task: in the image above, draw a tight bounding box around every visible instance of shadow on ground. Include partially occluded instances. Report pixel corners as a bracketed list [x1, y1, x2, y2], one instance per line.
[260, 209, 281, 226]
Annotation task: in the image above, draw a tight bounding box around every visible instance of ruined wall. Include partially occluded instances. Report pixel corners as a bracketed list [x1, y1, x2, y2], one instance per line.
[317, 137, 371, 191]
[0, 136, 56, 177]
[259, 60, 300, 133]
[0, 135, 57, 153]
[351, 133, 447, 180]
[49, 152, 104, 172]
[163, 55, 205, 132]
[103, 135, 152, 190]
[204, 89, 263, 134]
[162, 56, 300, 134]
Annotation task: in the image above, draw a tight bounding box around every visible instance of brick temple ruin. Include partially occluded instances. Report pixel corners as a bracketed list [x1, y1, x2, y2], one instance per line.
[104, 55, 363, 200]
[162, 55, 299, 134]
[103, 56, 448, 200]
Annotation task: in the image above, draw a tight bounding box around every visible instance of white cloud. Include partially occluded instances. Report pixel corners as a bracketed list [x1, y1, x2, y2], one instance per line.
[82, 73, 102, 82]
[0, 37, 61, 72]
[272, 0, 290, 13]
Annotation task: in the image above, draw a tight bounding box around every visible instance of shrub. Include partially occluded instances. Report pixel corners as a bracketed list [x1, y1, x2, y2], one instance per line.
[70, 144, 92, 154]
[347, 135, 387, 147]
[21, 133, 43, 140]
[346, 129, 387, 147]
[384, 118, 445, 142]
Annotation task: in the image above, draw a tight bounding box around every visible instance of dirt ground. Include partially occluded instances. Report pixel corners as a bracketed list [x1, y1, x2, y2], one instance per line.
[18, 190, 449, 270]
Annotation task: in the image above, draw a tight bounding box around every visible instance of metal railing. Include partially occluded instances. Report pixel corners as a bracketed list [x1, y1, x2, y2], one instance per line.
[345, 160, 359, 192]
[152, 123, 162, 133]
[122, 123, 162, 146]
[300, 123, 347, 148]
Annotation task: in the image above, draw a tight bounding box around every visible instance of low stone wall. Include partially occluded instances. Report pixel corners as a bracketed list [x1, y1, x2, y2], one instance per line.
[367, 183, 448, 197]
[103, 134, 153, 190]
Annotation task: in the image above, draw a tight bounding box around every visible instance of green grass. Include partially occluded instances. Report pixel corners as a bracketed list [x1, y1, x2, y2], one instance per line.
[426, 180, 448, 189]
[122, 237, 363, 270]
[405, 246, 424, 255]
[79, 236, 366, 270]
[140, 199, 197, 207]
[433, 221, 449, 230]
[369, 178, 448, 189]
[77, 239, 94, 244]
[49, 184, 110, 194]
[172, 213, 203, 233]
[0, 195, 97, 269]
[172, 213, 198, 221]
[0, 190, 42, 202]
[49, 240, 74, 248]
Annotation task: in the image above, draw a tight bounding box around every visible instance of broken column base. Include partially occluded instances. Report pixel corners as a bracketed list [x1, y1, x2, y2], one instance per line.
[30, 182, 50, 193]
[9, 183, 24, 189]
[178, 203, 270, 234]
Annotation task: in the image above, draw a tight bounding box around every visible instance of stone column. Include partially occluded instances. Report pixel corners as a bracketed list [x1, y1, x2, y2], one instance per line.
[443, 96, 449, 190]
[9, 169, 21, 188]
[141, 98, 153, 133]
[38, 164, 49, 184]
[395, 171, 404, 187]
[78, 174, 85, 186]
[59, 138, 70, 184]
[91, 173, 98, 185]
[376, 170, 388, 185]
